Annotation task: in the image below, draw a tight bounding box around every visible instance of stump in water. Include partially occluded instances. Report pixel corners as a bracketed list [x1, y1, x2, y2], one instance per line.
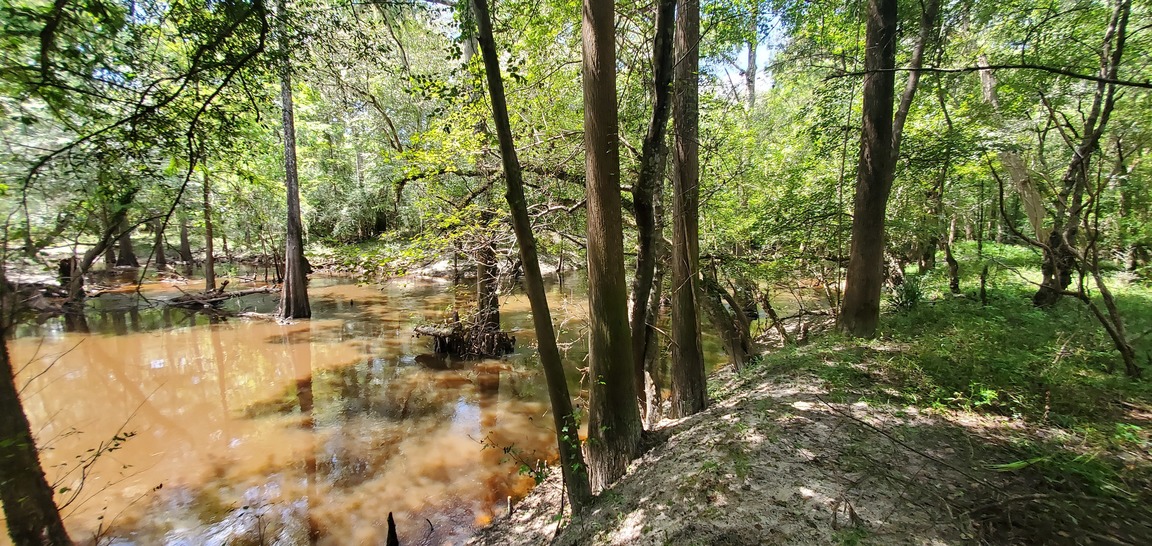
[414, 316, 515, 358]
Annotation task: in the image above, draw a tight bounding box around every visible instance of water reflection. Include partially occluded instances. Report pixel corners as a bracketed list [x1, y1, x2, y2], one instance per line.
[6, 278, 578, 545]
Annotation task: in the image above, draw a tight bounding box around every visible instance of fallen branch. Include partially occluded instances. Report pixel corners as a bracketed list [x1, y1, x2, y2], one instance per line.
[169, 284, 277, 307]
[814, 394, 1006, 495]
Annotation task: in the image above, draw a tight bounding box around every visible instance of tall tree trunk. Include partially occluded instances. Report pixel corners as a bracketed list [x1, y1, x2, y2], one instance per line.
[178, 213, 194, 265]
[921, 73, 952, 273]
[642, 217, 668, 428]
[890, 0, 938, 155]
[837, 0, 899, 338]
[670, 0, 707, 418]
[583, 0, 641, 491]
[469, 0, 592, 511]
[629, 0, 676, 417]
[746, 3, 758, 109]
[0, 302, 74, 545]
[152, 219, 167, 270]
[1033, 0, 1129, 308]
[115, 215, 139, 267]
[277, 0, 311, 319]
[203, 170, 216, 292]
[476, 238, 500, 333]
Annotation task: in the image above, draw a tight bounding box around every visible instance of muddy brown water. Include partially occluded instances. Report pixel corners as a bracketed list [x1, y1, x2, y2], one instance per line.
[2, 271, 820, 545]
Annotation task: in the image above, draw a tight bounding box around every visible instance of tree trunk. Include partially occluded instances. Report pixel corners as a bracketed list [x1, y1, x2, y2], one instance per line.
[469, 0, 592, 511]
[759, 290, 792, 345]
[945, 242, 960, 295]
[642, 228, 668, 428]
[1033, 0, 1129, 307]
[670, 0, 707, 418]
[629, 0, 676, 416]
[277, 0, 311, 319]
[0, 316, 74, 545]
[921, 76, 953, 274]
[476, 239, 500, 333]
[746, 4, 758, 109]
[837, 0, 899, 338]
[178, 213, 194, 265]
[203, 170, 216, 292]
[582, 0, 641, 491]
[115, 215, 139, 267]
[152, 219, 167, 270]
[700, 275, 754, 370]
[68, 192, 137, 302]
[890, 0, 939, 153]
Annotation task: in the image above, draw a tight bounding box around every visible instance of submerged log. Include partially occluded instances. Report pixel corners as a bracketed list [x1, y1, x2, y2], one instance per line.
[169, 283, 277, 308]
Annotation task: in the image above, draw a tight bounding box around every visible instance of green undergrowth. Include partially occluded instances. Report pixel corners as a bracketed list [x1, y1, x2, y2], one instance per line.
[309, 236, 437, 280]
[744, 242, 1152, 520]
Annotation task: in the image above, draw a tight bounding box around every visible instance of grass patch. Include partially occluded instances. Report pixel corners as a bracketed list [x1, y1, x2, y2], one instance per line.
[748, 242, 1152, 523]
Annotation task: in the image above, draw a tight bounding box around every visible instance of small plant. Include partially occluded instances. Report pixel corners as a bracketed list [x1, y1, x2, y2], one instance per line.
[478, 435, 550, 485]
[1112, 423, 1146, 448]
[889, 274, 923, 310]
[941, 384, 999, 411]
[834, 527, 871, 546]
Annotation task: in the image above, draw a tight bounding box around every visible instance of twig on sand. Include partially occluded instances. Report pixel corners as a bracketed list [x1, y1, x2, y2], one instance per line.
[814, 394, 1005, 494]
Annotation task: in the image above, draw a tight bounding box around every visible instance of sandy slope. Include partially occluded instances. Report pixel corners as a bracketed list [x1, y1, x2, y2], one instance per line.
[471, 362, 1151, 545]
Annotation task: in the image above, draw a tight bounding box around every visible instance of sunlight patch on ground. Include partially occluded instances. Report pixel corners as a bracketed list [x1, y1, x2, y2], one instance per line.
[606, 509, 647, 544]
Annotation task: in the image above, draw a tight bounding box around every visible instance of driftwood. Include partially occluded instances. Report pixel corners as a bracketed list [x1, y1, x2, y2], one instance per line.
[1, 281, 65, 314]
[169, 283, 277, 308]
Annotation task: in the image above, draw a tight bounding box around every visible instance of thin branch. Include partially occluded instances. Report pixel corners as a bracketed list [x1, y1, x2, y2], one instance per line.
[830, 64, 1152, 90]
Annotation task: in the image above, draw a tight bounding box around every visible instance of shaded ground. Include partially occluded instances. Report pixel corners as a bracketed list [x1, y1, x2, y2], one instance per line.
[471, 345, 1152, 545]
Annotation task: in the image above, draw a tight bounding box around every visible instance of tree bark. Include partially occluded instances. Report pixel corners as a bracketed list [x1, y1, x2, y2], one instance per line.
[1033, 0, 1129, 308]
[945, 241, 960, 295]
[277, 0, 311, 319]
[178, 213, 194, 265]
[469, 0, 592, 510]
[920, 74, 952, 274]
[582, 0, 641, 491]
[68, 191, 136, 302]
[476, 238, 500, 333]
[629, 0, 676, 416]
[890, 0, 939, 157]
[746, 3, 758, 109]
[0, 312, 73, 545]
[203, 170, 216, 292]
[670, 0, 707, 418]
[837, 0, 898, 338]
[151, 219, 167, 270]
[115, 215, 139, 267]
[103, 241, 115, 267]
[642, 225, 668, 428]
[700, 275, 754, 370]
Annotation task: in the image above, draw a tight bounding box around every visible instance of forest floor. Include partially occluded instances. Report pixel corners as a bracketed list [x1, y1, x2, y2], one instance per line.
[471, 246, 1152, 545]
[472, 351, 1152, 545]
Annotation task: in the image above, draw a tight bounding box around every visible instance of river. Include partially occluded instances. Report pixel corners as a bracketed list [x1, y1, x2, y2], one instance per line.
[4, 272, 737, 545]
